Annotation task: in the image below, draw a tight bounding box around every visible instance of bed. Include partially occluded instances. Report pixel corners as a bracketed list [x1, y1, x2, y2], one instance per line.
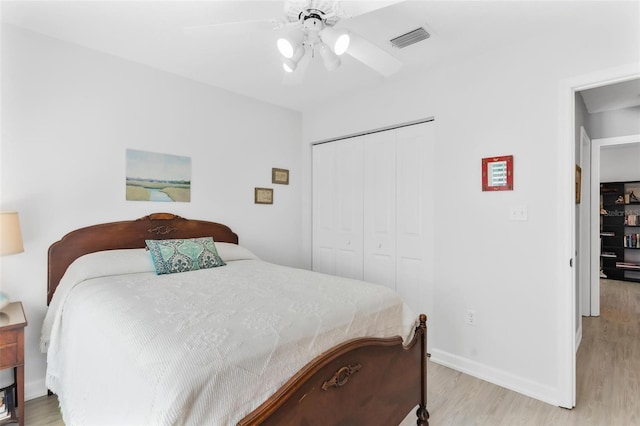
[41, 213, 429, 425]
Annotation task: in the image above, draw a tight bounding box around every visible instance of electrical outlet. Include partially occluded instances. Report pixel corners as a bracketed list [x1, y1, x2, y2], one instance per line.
[466, 309, 477, 326]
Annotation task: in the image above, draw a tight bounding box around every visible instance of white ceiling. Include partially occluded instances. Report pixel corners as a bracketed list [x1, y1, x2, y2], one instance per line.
[2, 0, 639, 112]
[580, 78, 640, 114]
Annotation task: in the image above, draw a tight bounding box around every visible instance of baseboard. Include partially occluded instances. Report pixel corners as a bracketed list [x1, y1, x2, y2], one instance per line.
[429, 349, 560, 406]
[25, 378, 49, 401]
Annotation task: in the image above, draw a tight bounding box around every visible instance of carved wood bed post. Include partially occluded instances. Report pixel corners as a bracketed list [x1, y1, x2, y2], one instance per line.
[417, 313, 429, 426]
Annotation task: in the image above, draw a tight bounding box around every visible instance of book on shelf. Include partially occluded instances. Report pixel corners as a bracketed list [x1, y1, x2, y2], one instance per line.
[601, 252, 617, 258]
[600, 232, 615, 237]
[623, 233, 639, 248]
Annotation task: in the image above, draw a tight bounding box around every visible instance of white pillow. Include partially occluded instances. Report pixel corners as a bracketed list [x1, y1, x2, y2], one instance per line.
[63, 248, 156, 282]
[214, 243, 260, 262]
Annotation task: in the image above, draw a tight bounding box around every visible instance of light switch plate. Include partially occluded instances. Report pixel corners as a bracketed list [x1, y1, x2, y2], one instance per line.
[509, 205, 528, 221]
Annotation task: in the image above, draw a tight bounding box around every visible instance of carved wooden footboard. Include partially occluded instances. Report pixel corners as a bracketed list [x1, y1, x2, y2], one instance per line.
[239, 314, 429, 426]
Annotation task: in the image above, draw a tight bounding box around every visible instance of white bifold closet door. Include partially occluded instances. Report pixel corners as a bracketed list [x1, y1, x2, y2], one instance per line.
[312, 137, 364, 279]
[334, 138, 364, 279]
[312, 121, 435, 318]
[363, 130, 397, 287]
[394, 123, 435, 311]
[312, 141, 337, 275]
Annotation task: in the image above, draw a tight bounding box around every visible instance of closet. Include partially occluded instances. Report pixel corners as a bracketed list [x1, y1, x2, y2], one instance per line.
[312, 121, 435, 315]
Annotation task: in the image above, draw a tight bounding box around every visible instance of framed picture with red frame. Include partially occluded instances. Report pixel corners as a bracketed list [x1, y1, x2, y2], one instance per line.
[482, 155, 513, 191]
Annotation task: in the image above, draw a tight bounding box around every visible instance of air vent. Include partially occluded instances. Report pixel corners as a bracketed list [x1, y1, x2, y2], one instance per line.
[390, 27, 430, 49]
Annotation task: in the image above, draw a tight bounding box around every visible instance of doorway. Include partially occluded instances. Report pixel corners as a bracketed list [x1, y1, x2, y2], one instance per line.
[577, 78, 640, 317]
[588, 136, 640, 316]
[559, 65, 640, 409]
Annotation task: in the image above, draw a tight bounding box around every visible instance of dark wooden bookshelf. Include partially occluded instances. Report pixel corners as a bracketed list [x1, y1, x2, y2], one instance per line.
[600, 181, 640, 283]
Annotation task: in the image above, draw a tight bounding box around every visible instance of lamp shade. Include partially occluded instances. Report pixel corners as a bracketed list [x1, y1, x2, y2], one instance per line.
[320, 27, 350, 55]
[0, 211, 24, 256]
[319, 43, 341, 71]
[277, 29, 305, 59]
[282, 45, 306, 72]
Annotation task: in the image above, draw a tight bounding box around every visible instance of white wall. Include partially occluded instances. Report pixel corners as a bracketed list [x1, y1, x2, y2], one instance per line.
[0, 25, 303, 399]
[595, 106, 640, 184]
[302, 14, 639, 405]
[590, 106, 640, 140]
[600, 143, 640, 182]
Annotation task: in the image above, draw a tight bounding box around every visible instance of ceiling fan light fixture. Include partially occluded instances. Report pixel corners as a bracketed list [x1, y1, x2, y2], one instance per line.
[334, 33, 350, 55]
[277, 29, 304, 58]
[319, 43, 341, 71]
[320, 27, 350, 55]
[277, 39, 294, 58]
[283, 62, 294, 73]
[291, 45, 305, 62]
[282, 45, 305, 73]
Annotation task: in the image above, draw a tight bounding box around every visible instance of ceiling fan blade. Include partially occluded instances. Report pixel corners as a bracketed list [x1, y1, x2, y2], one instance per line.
[183, 19, 284, 36]
[345, 32, 402, 77]
[338, 1, 404, 19]
[282, 49, 311, 86]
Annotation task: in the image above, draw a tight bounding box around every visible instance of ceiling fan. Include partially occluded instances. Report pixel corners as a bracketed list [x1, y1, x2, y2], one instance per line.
[275, 0, 402, 77]
[185, 0, 403, 81]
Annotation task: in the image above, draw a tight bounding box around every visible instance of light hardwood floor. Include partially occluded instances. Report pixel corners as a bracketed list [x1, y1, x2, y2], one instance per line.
[25, 279, 640, 425]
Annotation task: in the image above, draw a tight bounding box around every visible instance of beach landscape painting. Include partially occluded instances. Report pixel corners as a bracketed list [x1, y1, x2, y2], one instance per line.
[126, 149, 191, 202]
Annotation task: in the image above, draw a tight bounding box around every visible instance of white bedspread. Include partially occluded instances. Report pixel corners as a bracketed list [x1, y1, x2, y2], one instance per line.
[43, 249, 416, 425]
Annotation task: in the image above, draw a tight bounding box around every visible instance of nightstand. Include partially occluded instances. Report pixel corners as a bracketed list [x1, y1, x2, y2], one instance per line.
[0, 302, 27, 426]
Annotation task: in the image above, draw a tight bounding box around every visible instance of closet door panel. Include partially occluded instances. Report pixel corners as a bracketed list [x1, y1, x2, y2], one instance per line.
[335, 138, 364, 279]
[313, 120, 435, 316]
[363, 131, 397, 289]
[395, 122, 436, 323]
[312, 143, 337, 275]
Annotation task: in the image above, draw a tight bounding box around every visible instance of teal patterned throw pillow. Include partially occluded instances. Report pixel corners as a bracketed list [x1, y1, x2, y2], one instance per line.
[145, 237, 226, 275]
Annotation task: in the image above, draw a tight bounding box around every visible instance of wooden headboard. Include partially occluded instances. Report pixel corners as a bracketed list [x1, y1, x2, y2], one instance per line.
[47, 213, 239, 304]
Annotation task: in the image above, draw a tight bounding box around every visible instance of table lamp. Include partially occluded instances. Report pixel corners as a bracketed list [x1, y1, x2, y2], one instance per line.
[0, 211, 24, 310]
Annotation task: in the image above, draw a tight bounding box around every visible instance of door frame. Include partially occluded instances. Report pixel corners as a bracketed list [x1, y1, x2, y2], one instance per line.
[579, 127, 592, 320]
[558, 63, 639, 408]
[590, 134, 640, 316]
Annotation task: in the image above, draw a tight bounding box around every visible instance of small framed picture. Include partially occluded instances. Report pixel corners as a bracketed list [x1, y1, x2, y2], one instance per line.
[255, 187, 273, 204]
[272, 168, 289, 185]
[482, 155, 513, 191]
